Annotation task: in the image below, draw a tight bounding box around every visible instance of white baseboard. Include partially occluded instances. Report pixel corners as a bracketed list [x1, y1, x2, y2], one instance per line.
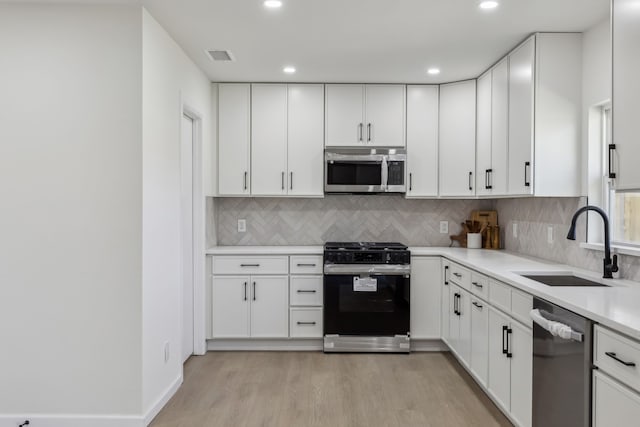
[411, 339, 449, 352]
[207, 338, 323, 351]
[0, 414, 143, 427]
[143, 374, 183, 426]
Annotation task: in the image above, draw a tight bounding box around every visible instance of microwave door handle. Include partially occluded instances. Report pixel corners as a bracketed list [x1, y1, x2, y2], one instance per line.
[381, 156, 388, 190]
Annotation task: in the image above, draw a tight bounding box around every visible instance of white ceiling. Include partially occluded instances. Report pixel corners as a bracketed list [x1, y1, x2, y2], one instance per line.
[35, 0, 611, 83]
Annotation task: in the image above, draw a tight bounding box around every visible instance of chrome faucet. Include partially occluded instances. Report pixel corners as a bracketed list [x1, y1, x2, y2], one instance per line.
[566, 205, 619, 279]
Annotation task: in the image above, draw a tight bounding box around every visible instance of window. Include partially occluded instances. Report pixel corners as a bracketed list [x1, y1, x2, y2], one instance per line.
[594, 105, 640, 247]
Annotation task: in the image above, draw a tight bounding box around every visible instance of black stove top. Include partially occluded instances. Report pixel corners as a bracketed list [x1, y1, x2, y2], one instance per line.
[324, 241, 410, 264]
[324, 241, 408, 251]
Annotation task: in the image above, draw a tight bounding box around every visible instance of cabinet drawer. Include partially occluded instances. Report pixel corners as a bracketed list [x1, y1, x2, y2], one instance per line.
[290, 255, 323, 275]
[213, 256, 288, 275]
[595, 326, 640, 392]
[470, 272, 489, 300]
[449, 262, 471, 291]
[290, 276, 323, 306]
[511, 289, 533, 328]
[290, 308, 323, 338]
[489, 280, 511, 313]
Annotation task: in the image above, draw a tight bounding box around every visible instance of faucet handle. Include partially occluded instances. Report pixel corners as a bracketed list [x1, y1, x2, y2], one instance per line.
[612, 254, 619, 273]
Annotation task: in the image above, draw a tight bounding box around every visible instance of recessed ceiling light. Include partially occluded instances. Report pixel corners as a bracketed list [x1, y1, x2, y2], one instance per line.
[283, 66, 296, 74]
[427, 68, 440, 75]
[479, 1, 499, 9]
[264, 0, 283, 8]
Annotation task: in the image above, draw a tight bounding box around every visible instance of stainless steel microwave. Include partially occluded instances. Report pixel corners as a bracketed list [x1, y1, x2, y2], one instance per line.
[324, 148, 407, 193]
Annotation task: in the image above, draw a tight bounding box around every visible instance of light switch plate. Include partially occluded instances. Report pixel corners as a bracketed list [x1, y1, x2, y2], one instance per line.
[440, 221, 449, 234]
[237, 219, 246, 233]
[547, 226, 554, 244]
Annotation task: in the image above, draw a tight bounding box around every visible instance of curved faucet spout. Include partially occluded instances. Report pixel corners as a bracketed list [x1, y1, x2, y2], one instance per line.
[566, 205, 618, 278]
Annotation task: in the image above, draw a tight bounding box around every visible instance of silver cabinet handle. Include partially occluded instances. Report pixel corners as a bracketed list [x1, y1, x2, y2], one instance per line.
[243, 281, 247, 301]
[240, 263, 260, 267]
[290, 171, 293, 190]
[281, 171, 285, 190]
[297, 263, 316, 267]
[472, 282, 483, 289]
[367, 123, 371, 142]
[297, 321, 316, 325]
[296, 290, 317, 293]
[252, 281, 256, 301]
[358, 123, 363, 142]
[243, 171, 248, 191]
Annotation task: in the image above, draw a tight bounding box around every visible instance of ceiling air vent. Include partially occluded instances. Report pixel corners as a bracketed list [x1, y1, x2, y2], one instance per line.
[207, 50, 234, 62]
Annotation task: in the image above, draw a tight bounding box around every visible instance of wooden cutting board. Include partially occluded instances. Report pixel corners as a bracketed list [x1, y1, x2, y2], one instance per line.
[471, 210, 498, 227]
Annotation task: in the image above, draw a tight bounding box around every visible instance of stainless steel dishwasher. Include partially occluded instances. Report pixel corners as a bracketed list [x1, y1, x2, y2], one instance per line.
[531, 297, 593, 427]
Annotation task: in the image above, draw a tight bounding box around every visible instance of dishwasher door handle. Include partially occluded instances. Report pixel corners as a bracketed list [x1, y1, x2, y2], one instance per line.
[530, 309, 583, 342]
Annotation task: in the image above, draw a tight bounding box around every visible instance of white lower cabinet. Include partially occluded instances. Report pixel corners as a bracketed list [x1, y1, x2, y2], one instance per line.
[290, 308, 323, 338]
[441, 261, 451, 345]
[410, 257, 442, 339]
[594, 370, 640, 426]
[449, 283, 471, 366]
[212, 275, 288, 338]
[470, 296, 489, 386]
[487, 306, 532, 427]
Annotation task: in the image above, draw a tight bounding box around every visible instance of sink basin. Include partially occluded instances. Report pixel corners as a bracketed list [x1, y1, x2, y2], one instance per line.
[521, 274, 610, 287]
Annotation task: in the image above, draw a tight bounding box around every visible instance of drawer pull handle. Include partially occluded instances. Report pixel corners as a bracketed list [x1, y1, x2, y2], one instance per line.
[472, 301, 483, 309]
[297, 263, 317, 267]
[453, 273, 462, 278]
[605, 352, 636, 367]
[472, 282, 483, 289]
[297, 290, 317, 293]
[297, 321, 317, 325]
[240, 264, 260, 267]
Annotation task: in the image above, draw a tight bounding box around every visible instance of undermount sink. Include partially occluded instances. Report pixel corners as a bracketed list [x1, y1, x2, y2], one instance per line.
[521, 274, 610, 287]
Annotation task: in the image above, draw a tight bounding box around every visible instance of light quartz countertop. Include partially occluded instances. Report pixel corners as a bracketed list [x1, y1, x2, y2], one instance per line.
[207, 245, 640, 340]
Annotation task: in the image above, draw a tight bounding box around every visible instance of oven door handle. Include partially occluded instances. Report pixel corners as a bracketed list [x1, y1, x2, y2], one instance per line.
[381, 155, 388, 191]
[323, 264, 411, 275]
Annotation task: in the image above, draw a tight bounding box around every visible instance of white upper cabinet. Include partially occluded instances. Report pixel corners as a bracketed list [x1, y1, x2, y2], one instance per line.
[251, 84, 288, 196]
[364, 85, 406, 146]
[612, 0, 640, 190]
[287, 84, 325, 197]
[490, 59, 509, 195]
[439, 80, 476, 197]
[406, 85, 439, 197]
[508, 37, 535, 196]
[218, 83, 251, 196]
[507, 33, 582, 197]
[475, 71, 492, 196]
[325, 84, 405, 147]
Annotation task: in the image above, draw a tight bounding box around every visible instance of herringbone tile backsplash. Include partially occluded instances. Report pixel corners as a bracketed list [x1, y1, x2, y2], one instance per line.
[214, 196, 492, 246]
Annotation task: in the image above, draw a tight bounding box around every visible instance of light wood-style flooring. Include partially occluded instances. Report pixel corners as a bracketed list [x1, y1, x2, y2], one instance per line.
[150, 351, 512, 427]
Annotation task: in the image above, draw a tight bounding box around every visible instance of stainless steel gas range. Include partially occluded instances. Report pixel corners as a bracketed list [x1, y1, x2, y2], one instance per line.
[323, 242, 411, 353]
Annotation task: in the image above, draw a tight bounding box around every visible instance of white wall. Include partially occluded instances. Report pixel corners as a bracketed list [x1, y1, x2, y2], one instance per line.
[141, 8, 213, 418]
[0, 3, 143, 418]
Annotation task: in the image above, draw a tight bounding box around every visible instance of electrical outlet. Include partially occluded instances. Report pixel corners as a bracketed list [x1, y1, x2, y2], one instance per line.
[513, 223, 518, 238]
[439, 221, 449, 234]
[547, 226, 554, 244]
[164, 341, 170, 363]
[237, 219, 246, 233]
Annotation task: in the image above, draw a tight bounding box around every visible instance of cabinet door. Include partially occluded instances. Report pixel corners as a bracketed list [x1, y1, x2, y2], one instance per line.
[613, 0, 640, 190]
[251, 84, 288, 196]
[406, 85, 439, 197]
[449, 284, 461, 355]
[212, 276, 250, 338]
[476, 71, 492, 196]
[218, 84, 251, 195]
[249, 276, 289, 338]
[441, 262, 451, 345]
[491, 59, 509, 195]
[510, 321, 532, 427]
[593, 370, 640, 427]
[365, 85, 405, 147]
[458, 289, 472, 367]
[508, 37, 535, 195]
[410, 257, 441, 339]
[470, 297, 489, 386]
[488, 307, 511, 412]
[325, 84, 364, 146]
[439, 80, 476, 197]
[287, 84, 324, 196]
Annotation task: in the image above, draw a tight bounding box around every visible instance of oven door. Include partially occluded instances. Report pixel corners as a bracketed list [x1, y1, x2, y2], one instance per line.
[323, 264, 410, 336]
[325, 152, 385, 193]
